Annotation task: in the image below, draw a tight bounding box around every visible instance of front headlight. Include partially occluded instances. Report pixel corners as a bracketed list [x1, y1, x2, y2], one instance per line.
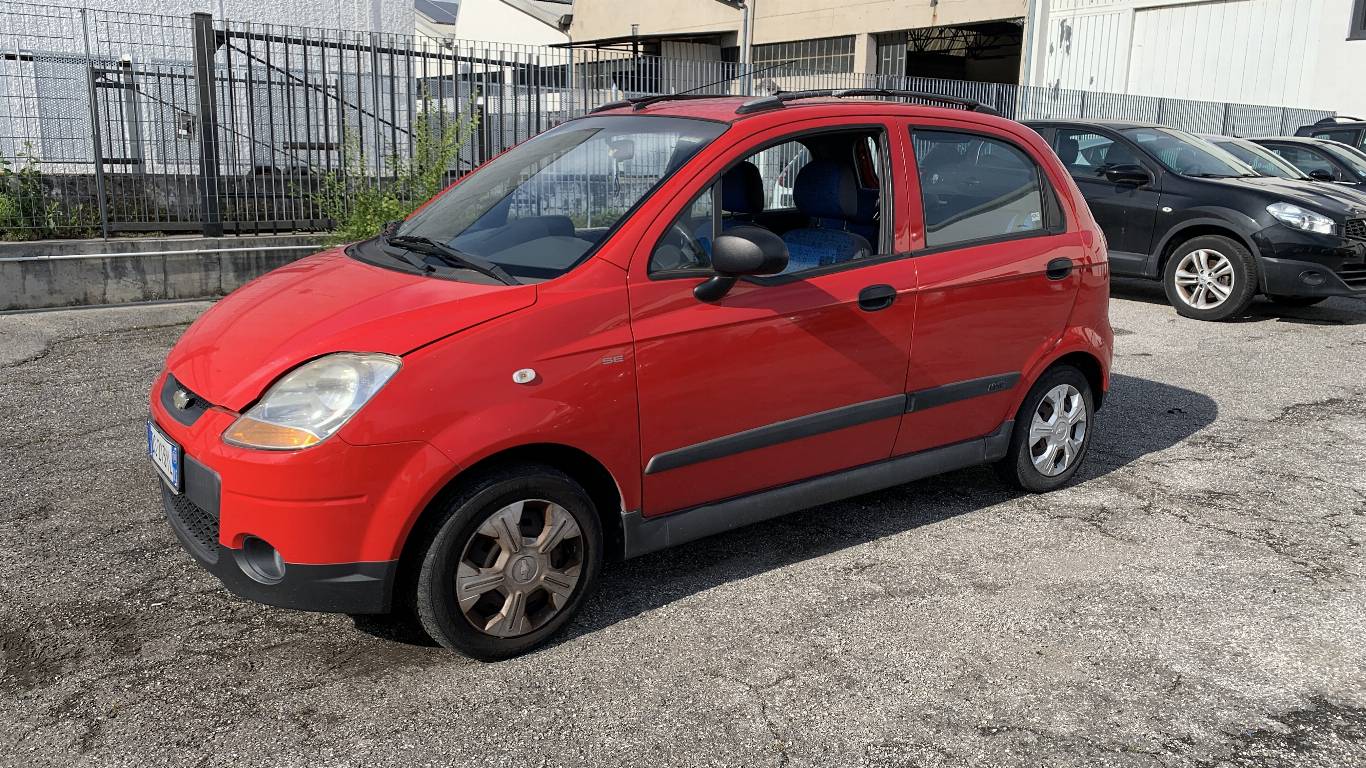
[223, 352, 401, 450]
[1267, 202, 1336, 235]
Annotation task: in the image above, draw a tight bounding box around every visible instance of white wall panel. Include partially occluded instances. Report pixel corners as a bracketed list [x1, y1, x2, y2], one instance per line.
[1036, 0, 1352, 111]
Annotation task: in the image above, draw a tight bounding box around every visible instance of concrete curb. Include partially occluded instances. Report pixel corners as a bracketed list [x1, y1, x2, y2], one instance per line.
[0, 235, 328, 311]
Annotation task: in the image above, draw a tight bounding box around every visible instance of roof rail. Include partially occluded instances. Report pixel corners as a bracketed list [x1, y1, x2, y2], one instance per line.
[1316, 115, 1365, 124]
[588, 93, 727, 114]
[735, 88, 1001, 116]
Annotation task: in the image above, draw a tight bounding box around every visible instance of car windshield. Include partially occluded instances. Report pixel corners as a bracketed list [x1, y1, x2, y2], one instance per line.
[1213, 139, 1306, 179]
[368, 115, 726, 282]
[1317, 140, 1366, 180]
[1120, 127, 1257, 178]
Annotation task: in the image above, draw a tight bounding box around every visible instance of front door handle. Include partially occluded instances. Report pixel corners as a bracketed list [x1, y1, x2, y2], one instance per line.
[858, 284, 897, 312]
[1046, 258, 1075, 280]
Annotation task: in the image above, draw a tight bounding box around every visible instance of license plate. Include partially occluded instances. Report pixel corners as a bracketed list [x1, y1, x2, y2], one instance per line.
[147, 421, 182, 494]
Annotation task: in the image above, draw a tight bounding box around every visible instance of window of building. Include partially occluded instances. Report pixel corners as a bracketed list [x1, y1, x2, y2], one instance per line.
[751, 36, 855, 74]
[1351, 0, 1366, 40]
[912, 129, 1052, 250]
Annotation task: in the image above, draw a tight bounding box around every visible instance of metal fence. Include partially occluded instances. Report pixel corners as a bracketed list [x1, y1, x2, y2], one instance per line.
[0, 1, 1337, 240]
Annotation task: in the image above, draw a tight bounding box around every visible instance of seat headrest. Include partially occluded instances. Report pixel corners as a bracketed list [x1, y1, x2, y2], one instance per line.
[1057, 136, 1081, 165]
[721, 161, 764, 215]
[792, 160, 860, 220]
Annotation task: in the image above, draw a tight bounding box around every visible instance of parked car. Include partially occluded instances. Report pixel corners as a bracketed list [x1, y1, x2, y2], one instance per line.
[1252, 136, 1366, 188]
[149, 90, 1113, 659]
[1295, 115, 1366, 150]
[1027, 120, 1366, 319]
[1202, 134, 1366, 208]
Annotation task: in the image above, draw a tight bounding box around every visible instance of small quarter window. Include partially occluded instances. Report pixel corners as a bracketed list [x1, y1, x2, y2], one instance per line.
[648, 186, 716, 274]
[912, 130, 1050, 249]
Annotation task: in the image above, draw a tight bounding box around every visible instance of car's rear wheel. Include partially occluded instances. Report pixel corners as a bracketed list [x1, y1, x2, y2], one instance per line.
[414, 464, 603, 660]
[1162, 235, 1257, 321]
[994, 365, 1094, 493]
[1267, 294, 1327, 308]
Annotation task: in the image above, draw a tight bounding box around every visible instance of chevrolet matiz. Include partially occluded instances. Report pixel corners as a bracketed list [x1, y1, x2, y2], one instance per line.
[148, 90, 1113, 659]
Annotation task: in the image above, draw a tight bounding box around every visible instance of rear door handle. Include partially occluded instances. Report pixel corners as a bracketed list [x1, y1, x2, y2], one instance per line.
[858, 284, 897, 312]
[1046, 258, 1075, 281]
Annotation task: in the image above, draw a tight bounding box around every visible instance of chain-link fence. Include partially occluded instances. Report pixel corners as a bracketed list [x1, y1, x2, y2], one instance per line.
[0, 1, 1338, 240]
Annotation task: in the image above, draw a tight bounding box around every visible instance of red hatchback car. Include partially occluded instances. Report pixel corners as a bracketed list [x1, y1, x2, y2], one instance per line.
[148, 91, 1113, 659]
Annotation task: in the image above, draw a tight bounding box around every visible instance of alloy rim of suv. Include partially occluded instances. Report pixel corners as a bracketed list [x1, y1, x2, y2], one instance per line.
[1172, 249, 1236, 310]
[1029, 384, 1088, 477]
[455, 499, 584, 638]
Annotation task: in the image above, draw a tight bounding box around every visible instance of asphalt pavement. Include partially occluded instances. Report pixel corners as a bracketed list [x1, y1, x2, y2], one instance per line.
[1, 282, 1363, 767]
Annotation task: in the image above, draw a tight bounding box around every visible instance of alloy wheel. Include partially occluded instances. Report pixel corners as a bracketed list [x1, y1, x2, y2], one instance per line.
[455, 499, 584, 638]
[1173, 249, 1235, 309]
[1028, 384, 1087, 477]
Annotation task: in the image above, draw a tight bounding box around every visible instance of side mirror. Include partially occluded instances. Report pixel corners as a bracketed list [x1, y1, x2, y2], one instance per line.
[1308, 168, 1336, 182]
[1103, 164, 1150, 186]
[694, 225, 790, 302]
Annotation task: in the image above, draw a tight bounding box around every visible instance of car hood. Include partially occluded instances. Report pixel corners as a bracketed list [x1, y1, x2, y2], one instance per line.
[167, 248, 537, 411]
[1207, 176, 1366, 218]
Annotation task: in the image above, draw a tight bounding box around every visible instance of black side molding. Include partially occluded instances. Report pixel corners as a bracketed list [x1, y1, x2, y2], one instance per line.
[644, 373, 1022, 475]
[623, 420, 1014, 558]
[644, 395, 906, 475]
[907, 373, 1020, 413]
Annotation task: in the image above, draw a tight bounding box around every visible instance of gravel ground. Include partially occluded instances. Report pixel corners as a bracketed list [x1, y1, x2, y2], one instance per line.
[1, 283, 1364, 768]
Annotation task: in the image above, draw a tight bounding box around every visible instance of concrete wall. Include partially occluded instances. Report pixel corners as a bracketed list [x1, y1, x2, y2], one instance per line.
[568, 0, 1028, 73]
[0, 235, 325, 311]
[1031, 0, 1366, 113]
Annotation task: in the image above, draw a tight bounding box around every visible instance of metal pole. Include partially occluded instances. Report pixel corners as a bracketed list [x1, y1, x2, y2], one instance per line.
[192, 11, 224, 237]
[80, 9, 110, 238]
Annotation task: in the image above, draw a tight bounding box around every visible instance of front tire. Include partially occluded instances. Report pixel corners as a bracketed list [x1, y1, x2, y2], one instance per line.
[1162, 235, 1257, 321]
[994, 365, 1094, 493]
[414, 464, 603, 660]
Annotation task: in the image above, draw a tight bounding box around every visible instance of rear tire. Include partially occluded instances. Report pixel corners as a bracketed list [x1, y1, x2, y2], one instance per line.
[1161, 235, 1257, 321]
[994, 365, 1094, 493]
[1267, 295, 1327, 308]
[414, 464, 603, 660]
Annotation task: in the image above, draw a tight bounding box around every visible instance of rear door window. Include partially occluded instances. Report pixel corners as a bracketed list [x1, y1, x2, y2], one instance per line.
[1311, 129, 1362, 147]
[911, 129, 1057, 249]
[1266, 144, 1342, 180]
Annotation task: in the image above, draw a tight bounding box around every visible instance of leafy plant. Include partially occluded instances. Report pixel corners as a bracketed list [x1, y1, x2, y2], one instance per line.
[0, 144, 62, 241]
[313, 98, 478, 245]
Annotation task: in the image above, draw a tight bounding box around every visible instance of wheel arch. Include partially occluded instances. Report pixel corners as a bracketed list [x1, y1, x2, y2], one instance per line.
[1049, 350, 1107, 410]
[1153, 218, 1258, 276]
[393, 442, 629, 610]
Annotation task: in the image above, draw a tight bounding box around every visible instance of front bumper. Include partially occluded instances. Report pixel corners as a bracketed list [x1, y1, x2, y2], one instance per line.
[160, 453, 397, 613]
[149, 370, 454, 614]
[1252, 226, 1366, 297]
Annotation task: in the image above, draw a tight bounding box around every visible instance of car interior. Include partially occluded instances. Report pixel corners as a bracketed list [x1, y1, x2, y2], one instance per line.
[650, 129, 884, 275]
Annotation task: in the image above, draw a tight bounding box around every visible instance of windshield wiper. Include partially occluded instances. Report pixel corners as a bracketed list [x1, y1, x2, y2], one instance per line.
[1185, 172, 1239, 179]
[383, 232, 521, 286]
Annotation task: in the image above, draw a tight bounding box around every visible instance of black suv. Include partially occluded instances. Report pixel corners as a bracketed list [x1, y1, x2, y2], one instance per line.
[1027, 120, 1366, 320]
[1295, 116, 1366, 149]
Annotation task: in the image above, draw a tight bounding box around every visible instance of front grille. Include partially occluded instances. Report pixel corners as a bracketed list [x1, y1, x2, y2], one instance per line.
[160, 374, 211, 427]
[1337, 263, 1366, 290]
[1346, 219, 1366, 242]
[165, 488, 220, 564]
